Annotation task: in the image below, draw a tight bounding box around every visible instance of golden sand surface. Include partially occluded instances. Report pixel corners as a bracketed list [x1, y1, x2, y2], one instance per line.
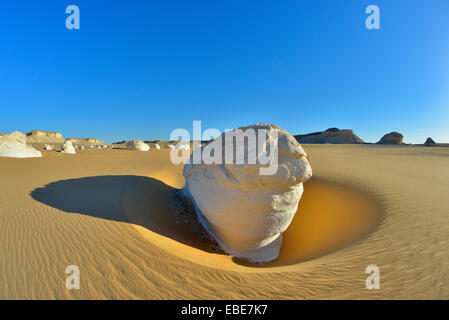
[0, 145, 448, 299]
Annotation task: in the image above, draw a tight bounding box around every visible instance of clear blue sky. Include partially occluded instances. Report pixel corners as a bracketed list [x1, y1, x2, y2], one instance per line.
[1, 1, 448, 143]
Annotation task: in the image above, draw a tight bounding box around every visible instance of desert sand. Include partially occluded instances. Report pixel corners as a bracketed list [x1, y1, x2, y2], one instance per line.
[0, 145, 448, 299]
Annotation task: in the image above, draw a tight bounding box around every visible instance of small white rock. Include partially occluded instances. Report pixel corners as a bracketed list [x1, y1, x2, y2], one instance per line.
[61, 140, 76, 154]
[125, 140, 150, 151]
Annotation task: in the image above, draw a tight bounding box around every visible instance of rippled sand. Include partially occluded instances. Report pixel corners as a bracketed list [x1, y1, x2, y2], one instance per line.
[0, 145, 448, 299]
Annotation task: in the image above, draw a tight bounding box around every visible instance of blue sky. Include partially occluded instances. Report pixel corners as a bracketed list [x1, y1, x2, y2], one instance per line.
[0, 1, 448, 143]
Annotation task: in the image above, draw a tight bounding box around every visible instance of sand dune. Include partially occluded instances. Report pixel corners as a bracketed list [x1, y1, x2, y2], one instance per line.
[0, 146, 448, 299]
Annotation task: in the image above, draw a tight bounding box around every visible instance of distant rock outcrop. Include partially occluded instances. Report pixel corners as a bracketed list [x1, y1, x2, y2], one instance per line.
[424, 137, 436, 145]
[67, 138, 104, 145]
[26, 130, 64, 143]
[377, 132, 404, 145]
[0, 132, 42, 158]
[294, 128, 364, 144]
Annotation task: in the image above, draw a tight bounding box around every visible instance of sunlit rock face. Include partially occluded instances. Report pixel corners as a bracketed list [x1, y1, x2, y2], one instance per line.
[183, 124, 312, 263]
[150, 143, 161, 149]
[125, 140, 150, 151]
[26, 130, 64, 144]
[61, 140, 76, 154]
[376, 132, 404, 145]
[0, 132, 42, 158]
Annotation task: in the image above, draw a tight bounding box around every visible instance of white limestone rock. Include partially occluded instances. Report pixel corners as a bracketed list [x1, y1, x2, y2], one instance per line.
[150, 143, 161, 149]
[175, 143, 190, 150]
[61, 140, 76, 154]
[0, 131, 42, 158]
[183, 124, 312, 263]
[44, 144, 53, 151]
[125, 140, 150, 151]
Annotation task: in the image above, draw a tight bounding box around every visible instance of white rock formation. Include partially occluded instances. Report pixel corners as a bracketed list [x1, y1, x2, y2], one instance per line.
[0, 131, 42, 158]
[125, 140, 150, 151]
[175, 143, 190, 150]
[61, 140, 76, 154]
[183, 124, 312, 263]
[150, 143, 161, 149]
[44, 144, 53, 151]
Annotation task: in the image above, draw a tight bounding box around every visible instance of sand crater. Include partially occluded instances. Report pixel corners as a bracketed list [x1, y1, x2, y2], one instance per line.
[121, 176, 382, 271]
[31, 175, 381, 272]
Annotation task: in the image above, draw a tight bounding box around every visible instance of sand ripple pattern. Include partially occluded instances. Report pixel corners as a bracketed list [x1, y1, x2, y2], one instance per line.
[0, 146, 448, 298]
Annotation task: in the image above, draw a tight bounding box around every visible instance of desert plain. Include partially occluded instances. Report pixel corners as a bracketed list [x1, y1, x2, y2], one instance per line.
[0, 143, 448, 299]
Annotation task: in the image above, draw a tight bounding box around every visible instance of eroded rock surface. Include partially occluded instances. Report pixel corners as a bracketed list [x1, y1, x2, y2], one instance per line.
[0, 132, 42, 158]
[183, 124, 312, 262]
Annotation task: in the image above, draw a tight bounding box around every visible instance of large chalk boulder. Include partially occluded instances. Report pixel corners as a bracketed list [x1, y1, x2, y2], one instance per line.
[61, 140, 76, 154]
[183, 124, 312, 263]
[150, 143, 161, 149]
[0, 131, 42, 158]
[125, 140, 150, 151]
